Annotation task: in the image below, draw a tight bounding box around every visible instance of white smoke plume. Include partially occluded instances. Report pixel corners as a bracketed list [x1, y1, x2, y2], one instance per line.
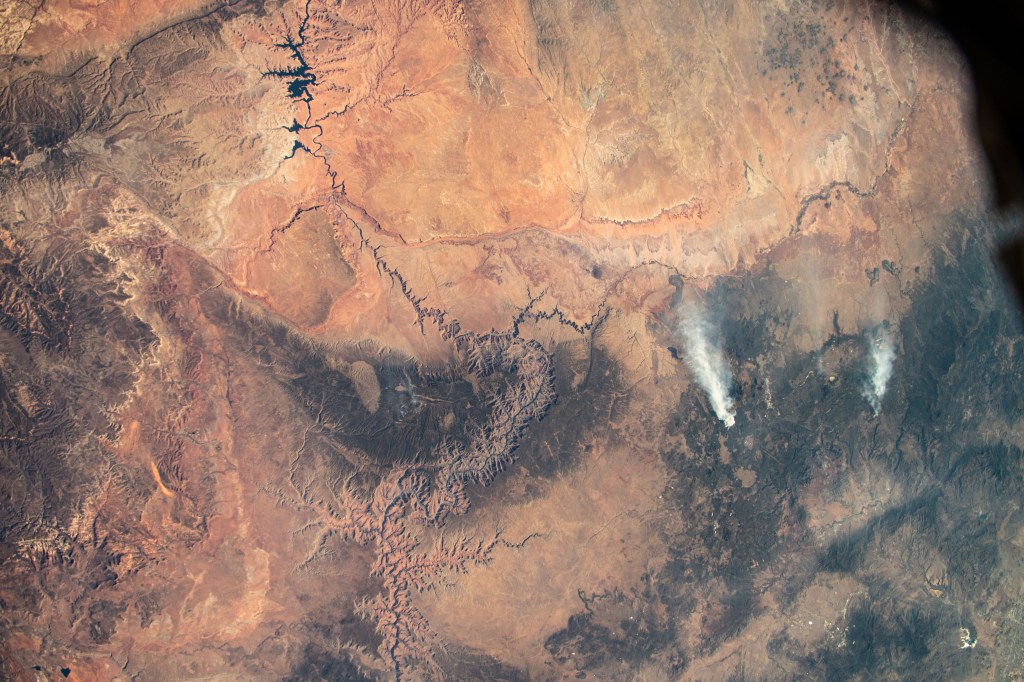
[678, 300, 736, 428]
[864, 324, 896, 415]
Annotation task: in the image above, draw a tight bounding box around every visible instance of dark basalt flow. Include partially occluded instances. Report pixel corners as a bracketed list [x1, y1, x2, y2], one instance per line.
[545, 212, 1022, 679]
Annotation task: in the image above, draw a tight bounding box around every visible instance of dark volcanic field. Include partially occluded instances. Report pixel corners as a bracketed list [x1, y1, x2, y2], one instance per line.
[539, 211, 1024, 680]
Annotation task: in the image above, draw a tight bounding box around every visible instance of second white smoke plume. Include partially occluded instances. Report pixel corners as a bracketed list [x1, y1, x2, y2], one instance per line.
[678, 300, 736, 428]
[864, 325, 895, 415]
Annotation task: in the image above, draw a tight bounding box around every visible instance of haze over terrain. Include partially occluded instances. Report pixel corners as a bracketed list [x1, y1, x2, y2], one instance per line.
[1, 0, 1023, 679]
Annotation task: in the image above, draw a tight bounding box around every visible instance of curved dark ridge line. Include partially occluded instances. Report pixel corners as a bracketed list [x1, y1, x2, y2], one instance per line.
[125, 0, 249, 58]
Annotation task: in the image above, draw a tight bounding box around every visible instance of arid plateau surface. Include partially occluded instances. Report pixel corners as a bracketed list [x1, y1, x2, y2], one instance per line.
[2, 0, 1024, 679]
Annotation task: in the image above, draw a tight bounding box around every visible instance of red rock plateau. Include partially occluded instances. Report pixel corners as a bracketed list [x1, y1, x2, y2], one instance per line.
[2, 0, 1023, 680]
